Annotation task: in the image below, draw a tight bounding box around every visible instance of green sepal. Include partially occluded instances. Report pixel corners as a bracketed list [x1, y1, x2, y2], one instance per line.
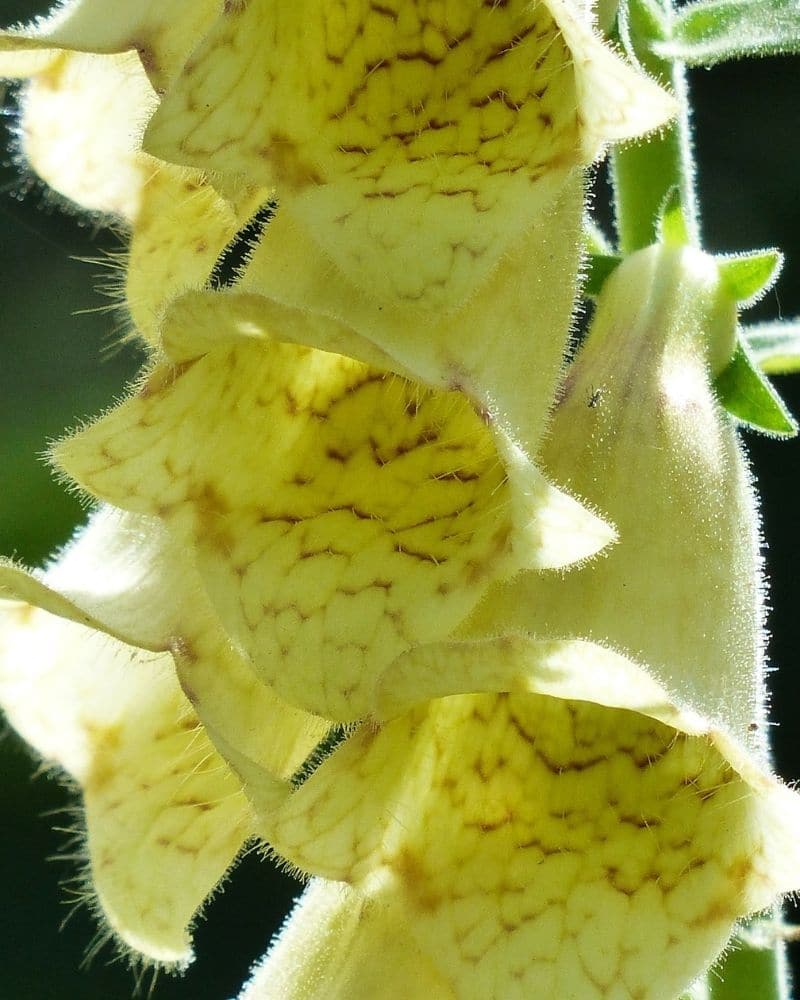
[654, 0, 800, 65]
[657, 188, 690, 246]
[714, 341, 797, 436]
[707, 915, 790, 1000]
[744, 320, 800, 375]
[583, 219, 614, 257]
[617, 0, 669, 64]
[717, 249, 783, 305]
[584, 253, 622, 297]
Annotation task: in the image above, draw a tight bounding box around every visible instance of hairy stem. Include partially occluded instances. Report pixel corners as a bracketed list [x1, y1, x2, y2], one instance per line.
[609, 0, 700, 251]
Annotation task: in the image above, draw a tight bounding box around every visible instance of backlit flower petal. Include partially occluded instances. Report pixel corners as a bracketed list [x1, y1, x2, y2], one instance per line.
[0, 603, 251, 965]
[8, 50, 154, 219]
[1, 506, 329, 775]
[240, 880, 448, 1000]
[233, 176, 586, 456]
[144, 0, 673, 310]
[255, 637, 800, 999]
[54, 335, 612, 720]
[125, 169, 268, 343]
[0, 0, 217, 92]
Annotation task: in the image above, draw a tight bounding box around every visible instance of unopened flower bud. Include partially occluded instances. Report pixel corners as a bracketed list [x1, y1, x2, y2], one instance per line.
[465, 241, 764, 751]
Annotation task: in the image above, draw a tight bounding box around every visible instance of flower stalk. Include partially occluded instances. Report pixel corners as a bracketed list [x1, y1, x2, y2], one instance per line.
[610, 0, 701, 250]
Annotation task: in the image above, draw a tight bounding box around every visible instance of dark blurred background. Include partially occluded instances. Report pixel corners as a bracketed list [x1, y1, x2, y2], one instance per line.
[0, 2, 798, 997]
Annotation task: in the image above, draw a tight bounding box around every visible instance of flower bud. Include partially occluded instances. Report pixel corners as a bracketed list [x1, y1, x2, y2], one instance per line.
[465, 241, 763, 751]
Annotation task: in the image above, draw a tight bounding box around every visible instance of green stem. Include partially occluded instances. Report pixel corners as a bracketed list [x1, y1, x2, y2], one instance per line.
[609, 0, 700, 252]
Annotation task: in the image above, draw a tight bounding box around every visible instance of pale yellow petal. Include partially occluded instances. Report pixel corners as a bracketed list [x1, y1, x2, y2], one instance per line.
[170, 619, 330, 800]
[160, 278, 616, 573]
[0, 604, 251, 965]
[238, 178, 585, 457]
[146, 0, 578, 179]
[240, 880, 452, 1000]
[0, 49, 58, 76]
[55, 334, 608, 720]
[265, 659, 800, 999]
[0, 509, 327, 799]
[144, 0, 670, 311]
[16, 50, 154, 219]
[160, 288, 407, 374]
[126, 170, 269, 343]
[82, 653, 251, 966]
[375, 635, 690, 728]
[547, 0, 677, 158]
[1, 0, 218, 92]
[0, 562, 120, 642]
[0, 508, 176, 651]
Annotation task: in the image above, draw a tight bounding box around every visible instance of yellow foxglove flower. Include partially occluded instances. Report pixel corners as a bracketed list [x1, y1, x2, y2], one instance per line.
[187, 178, 585, 457]
[6, 0, 674, 310]
[1, 603, 248, 967]
[47, 319, 611, 722]
[0, 508, 328, 965]
[1, 0, 676, 456]
[222, 244, 800, 997]
[141, 0, 675, 453]
[7, 5, 783, 998]
[142, 0, 674, 307]
[240, 636, 800, 999]
[145, 0, 675, 453]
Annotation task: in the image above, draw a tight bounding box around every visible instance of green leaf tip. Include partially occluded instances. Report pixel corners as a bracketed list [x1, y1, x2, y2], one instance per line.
[745, 320, 800, 375]
[583, 219, 614, 257]
[654, 0, 800, 66]
[717, 249, 783, 306]
[714, 342, 797, 437]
